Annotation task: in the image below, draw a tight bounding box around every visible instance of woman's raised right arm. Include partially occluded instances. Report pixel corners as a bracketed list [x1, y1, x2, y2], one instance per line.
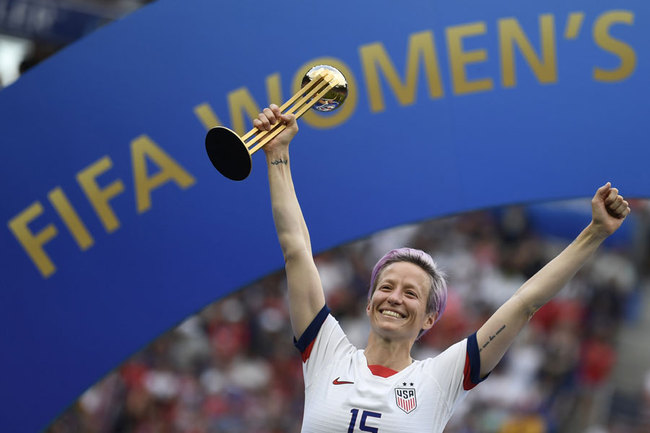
[257, 104, 326, 339]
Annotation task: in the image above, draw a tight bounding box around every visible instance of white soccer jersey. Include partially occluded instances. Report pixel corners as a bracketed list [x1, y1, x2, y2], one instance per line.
[294, 306, 485, 433]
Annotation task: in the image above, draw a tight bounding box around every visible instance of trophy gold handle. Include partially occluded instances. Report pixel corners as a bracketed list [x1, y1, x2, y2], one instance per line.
[205, 65, 348, 181]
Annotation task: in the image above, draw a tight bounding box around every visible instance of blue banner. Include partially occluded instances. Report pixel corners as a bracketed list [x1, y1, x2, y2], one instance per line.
[0, 0, 648, 431]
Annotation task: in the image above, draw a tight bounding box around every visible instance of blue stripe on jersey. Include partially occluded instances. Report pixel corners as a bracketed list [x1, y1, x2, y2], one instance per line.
[467, 332, 489, 385]
[293, 304, 330, 352]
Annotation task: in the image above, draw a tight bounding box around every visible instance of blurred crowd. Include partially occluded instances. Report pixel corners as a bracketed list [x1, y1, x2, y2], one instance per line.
[47, 199, 650, 433]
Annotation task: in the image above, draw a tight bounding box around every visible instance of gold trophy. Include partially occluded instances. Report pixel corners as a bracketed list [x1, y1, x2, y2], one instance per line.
[205, 65, 348, 180]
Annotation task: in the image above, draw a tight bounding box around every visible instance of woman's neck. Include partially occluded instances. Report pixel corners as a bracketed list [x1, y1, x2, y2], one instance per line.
[364, 332, 415, 372]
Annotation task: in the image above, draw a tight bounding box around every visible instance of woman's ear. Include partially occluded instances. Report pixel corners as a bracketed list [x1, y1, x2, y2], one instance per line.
[422, 312, 437, 331]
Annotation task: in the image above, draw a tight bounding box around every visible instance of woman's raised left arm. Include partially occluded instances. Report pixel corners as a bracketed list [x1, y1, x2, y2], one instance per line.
[475, 182, 631, 378]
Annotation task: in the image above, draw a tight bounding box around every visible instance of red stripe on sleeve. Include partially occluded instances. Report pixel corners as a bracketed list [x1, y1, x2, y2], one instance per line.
[463, 352, 476, 390]
[301, 339, 316, 363]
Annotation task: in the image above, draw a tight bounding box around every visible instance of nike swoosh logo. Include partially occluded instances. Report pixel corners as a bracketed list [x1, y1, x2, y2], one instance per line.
[333, 377, 354, 385]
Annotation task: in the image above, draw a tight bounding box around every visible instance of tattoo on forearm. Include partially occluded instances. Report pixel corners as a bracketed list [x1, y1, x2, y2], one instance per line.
[271, 159, 288, 166]
[479, 324, 506, 353]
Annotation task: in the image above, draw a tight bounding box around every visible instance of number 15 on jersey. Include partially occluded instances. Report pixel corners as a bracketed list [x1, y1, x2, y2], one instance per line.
[348, 409, 382, 433]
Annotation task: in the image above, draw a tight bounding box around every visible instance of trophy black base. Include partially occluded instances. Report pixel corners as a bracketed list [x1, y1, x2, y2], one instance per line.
[205, 126, 252, 181]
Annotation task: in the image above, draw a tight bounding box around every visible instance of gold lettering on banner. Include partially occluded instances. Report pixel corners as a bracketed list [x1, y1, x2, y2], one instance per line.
[196, 9, 638, 129]
[7, 8, 640, 280]
[499, 15, 557, 87]
[446, 22, 493, 95]
[266, 72, 283, 106]
[228, 87, 261, 136]
[77, 156, 125, 233]
[292, 57, 357, 129]
[194, 103, 222, 131]
[593, 10, 636, 82]
[131, 135, 197, 213]
[8, 137, 197, 278]
[8, 201, 58, 278]
[564, 12, 584, 40]
[197, 72, 283, 133]
[360, 30, 443, 113]
[48, 187, 94, 250]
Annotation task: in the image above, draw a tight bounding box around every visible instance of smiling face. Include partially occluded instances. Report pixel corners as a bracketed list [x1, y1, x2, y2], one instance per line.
[366, 261, 437, 342]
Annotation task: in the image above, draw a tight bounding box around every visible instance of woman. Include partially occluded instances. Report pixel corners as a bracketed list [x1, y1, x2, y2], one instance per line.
[254, 104, 631, 433]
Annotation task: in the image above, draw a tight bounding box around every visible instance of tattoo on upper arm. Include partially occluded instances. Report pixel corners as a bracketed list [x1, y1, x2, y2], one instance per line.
[528, 305, 542, 319]
[271, 159, 288, 166]
[479, 324, 506, 353]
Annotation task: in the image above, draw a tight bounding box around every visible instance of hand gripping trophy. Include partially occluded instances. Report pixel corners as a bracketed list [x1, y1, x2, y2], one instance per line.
[205, 65, 348, 180]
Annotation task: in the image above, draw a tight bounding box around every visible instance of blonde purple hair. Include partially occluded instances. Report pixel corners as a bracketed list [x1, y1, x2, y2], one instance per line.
[368, 248, 447, 325]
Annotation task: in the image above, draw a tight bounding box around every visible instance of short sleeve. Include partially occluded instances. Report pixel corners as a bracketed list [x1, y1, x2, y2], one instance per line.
[424, 333, 487, 414]
[293, 305, 356, 387]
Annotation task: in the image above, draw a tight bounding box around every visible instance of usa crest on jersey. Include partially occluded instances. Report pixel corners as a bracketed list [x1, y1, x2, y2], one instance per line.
[395, 387, 417, 414]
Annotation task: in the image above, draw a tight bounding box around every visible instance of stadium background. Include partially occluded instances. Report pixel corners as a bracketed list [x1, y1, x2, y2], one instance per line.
[49, 203, 650, 433]
[1, 1, 649, 432]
